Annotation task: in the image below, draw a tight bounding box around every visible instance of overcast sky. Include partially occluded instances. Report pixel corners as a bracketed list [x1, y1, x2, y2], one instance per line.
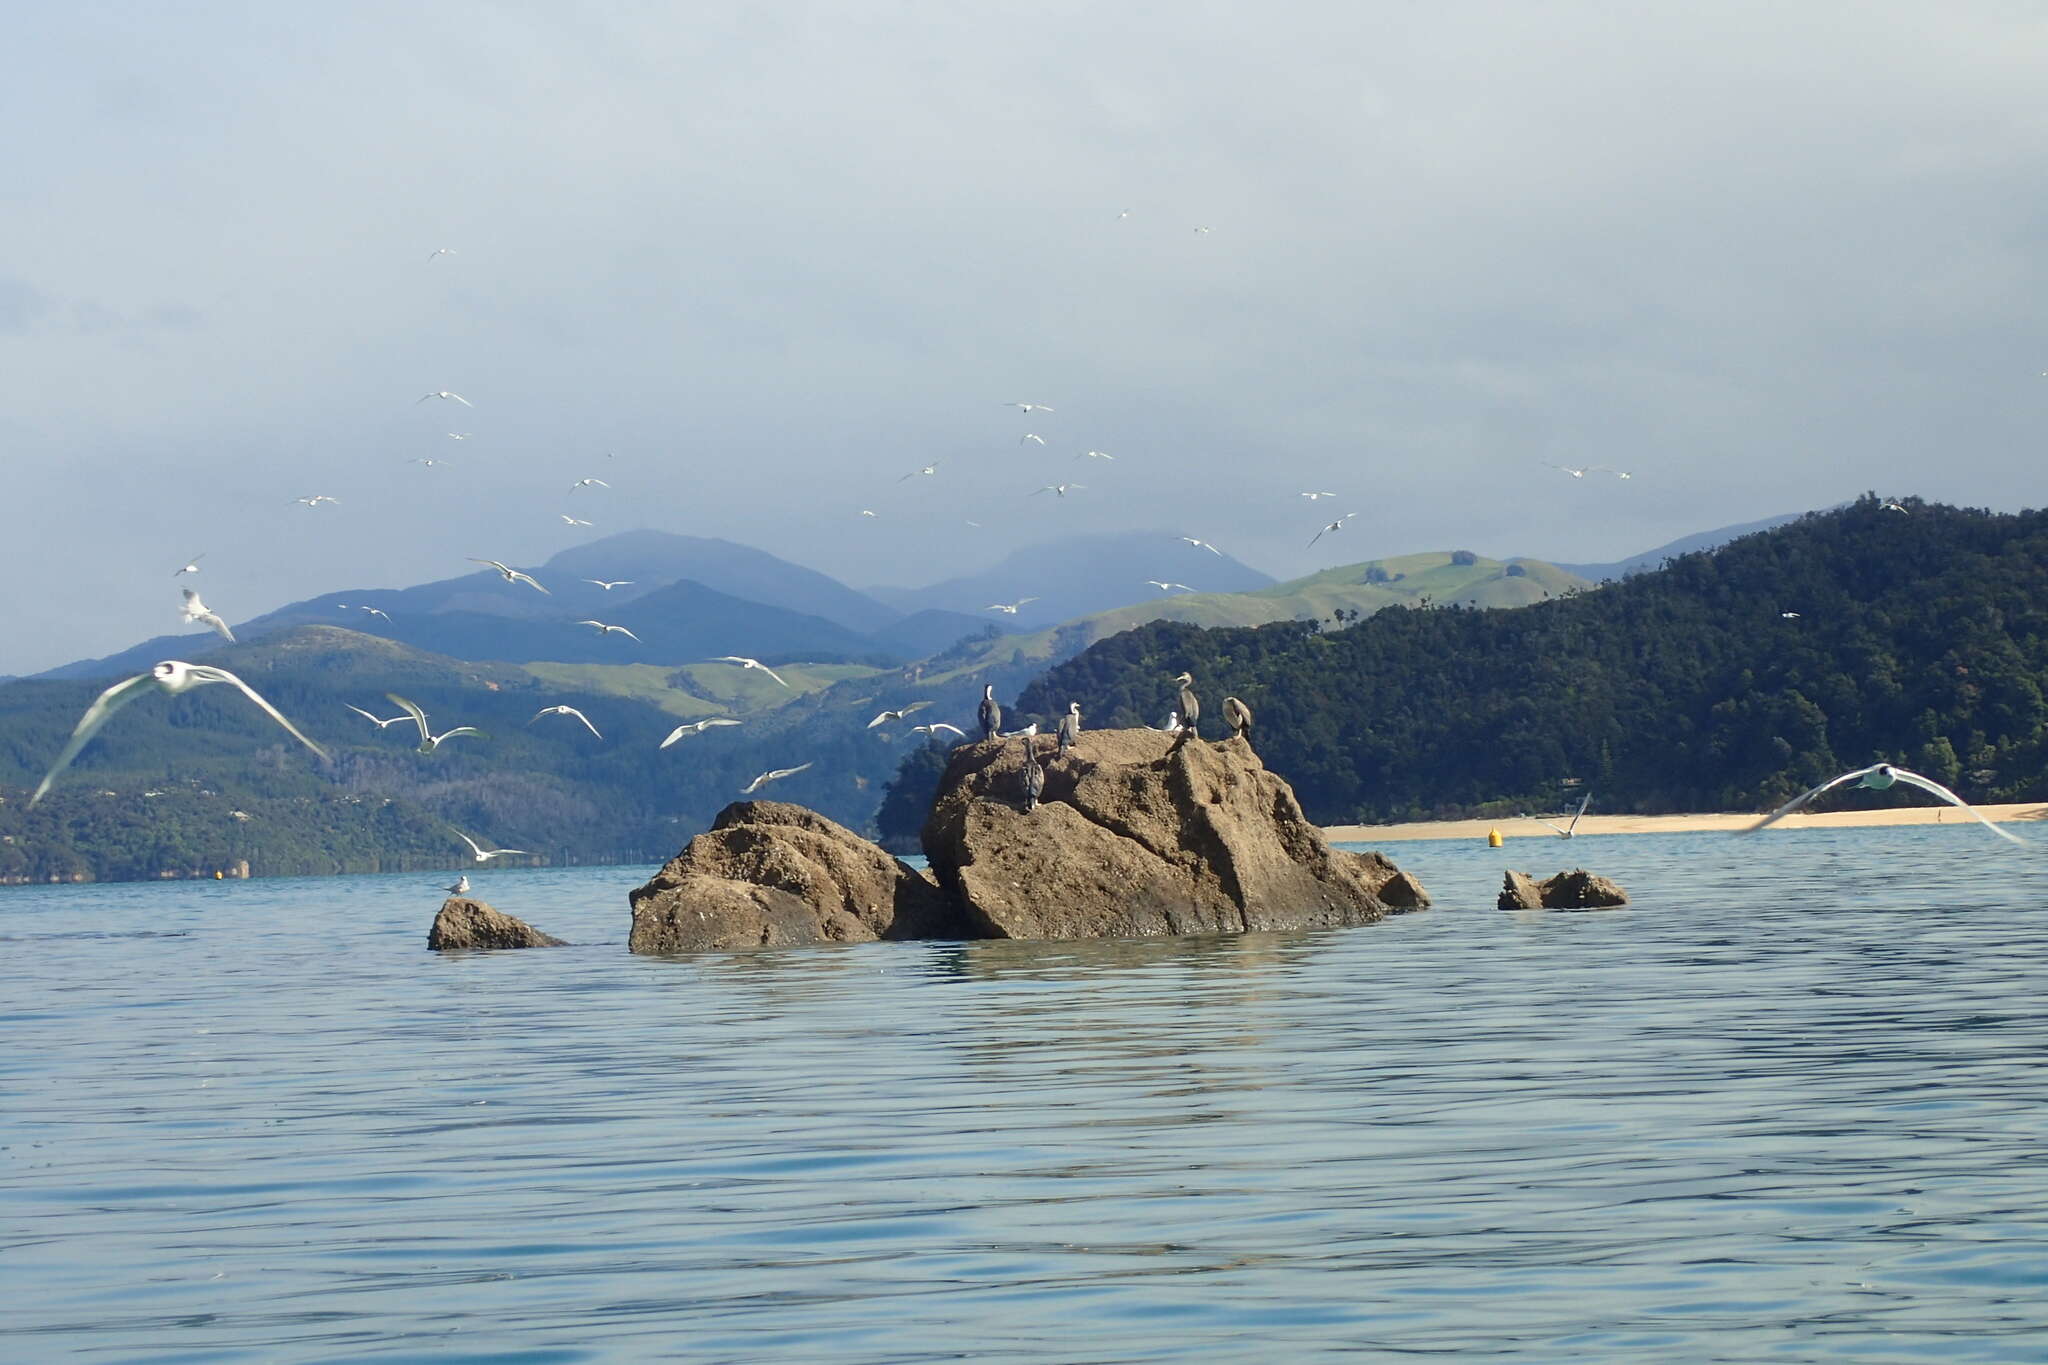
[5, 1, 2046, 674]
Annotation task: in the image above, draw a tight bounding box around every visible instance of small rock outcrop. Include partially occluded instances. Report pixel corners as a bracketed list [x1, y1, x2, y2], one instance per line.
[1498, 868, 1629, 910]
[428, 897, 567, 950]
[629, 801, 953, 953]
[921, 729, 1425, 939]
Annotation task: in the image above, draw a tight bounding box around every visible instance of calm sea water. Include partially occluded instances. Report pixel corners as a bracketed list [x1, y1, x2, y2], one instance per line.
[5, 827, 2048, 1363]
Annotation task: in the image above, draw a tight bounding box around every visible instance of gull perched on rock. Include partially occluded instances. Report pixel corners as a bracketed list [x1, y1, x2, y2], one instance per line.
[469, 558, 549, 593]
[659, 717, 742, 748]
[417, 390, 472, 406]
[180, 589, 235, 641]
[443, 873, 470, 895]
[31, 662, 328, 805]
[173, 553, 205, 577]
[868, 702, 932, 729]
[742, 762, 813, 794]
[456, 831, 532, 862]
[530, 704, 602, 738]
[386, 694, 487, 754]
[714, 656, 789, 687]
[1743, 763, 2025, 845]
[986, 597, 1038, 614]
[577, 620, 640, 641]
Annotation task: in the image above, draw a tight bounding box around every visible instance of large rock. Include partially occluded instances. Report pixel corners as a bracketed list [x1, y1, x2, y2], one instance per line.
[1498, 868, 1629, 910]
[921, 729, 1423, 939]
[629, 801, 953, 953]
[428, 897, 567, 950]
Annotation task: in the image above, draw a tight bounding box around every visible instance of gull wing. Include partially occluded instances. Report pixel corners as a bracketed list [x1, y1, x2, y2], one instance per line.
[189, 666, 328, 760]
[568, 709, 601, 738]
[1889, 768, 2028, 846]
[30, 671, 157, 805]
[438, 727, 487, 744]
[1743, 764, 1884, 833]
[385, 693, 432, 747]
[755, 663, 789, 687]
[1567, 791, 1592, 834]
[455, 831, 487, 859]
[509, 569, 548, 593]
[345, 703, 386, 725]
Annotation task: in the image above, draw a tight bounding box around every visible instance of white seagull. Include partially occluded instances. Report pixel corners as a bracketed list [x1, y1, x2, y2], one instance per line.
[1882, 500, 1910, 514]
[561, 514, 594, 527]
[293, 494, 340, 507]
[172, 553, 205, 577]
[577, 620, 640, 641]
[443, 874, 470, 895]
[1743, 763, 2025, 846]
[1033, 483, 1083, 497]
[357, 605, 391, 621]
[860, 509, 878, 518]
[345, 703, 415, 729]
[900, 462, 939, 482]
[583, 579, 634, 591]
[1078, 450, 1114, 461]
[659, 717, 742, 748]
[428, 248, 456, 261]
[1020, 433, 1047, 446]
[469, 558, 549, 593]
[868, 702, 933, 728]
[386, 694, 487, 754]
[1309, 513, 1358, 548]
[1145, 580, 1194, 593]
[986, 597, 1038, 614]
[1179, 537, 1224, 556]
[455, 831, 533, 862]
[31, 661, 329, 806]
[713, 656, 789, 687]
[446, 432, 472, 440]
[1301, 491, 1337, 501]
[530, 704, 602, 738]
[417, 390, 472, 406]
[1532, 792, 1592, 839]
[570, 478, 610, 491]
[910, 723, 966, 739]
[1007, 402, 1055, 414]
[180, 588, 235, 641]
[742, 762, 813, 794]
[409, 457, 451, 468]
[1545, 463, 1590, 479]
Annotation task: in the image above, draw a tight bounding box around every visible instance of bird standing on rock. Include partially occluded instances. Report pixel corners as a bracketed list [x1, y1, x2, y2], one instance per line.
[1223, 696, 1253, 746]
[1022, 739, 1045, 812]
[1056, 701, 1082, 757]
[1174, 672, 1200, 740]
[979, 685, 1002, 741]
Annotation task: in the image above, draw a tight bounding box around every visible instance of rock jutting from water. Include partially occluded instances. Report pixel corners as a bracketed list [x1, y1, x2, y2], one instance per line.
[1497, 868, 1630, 910]
[628, 728, 1427, 952]
[427, 897, 568, 950]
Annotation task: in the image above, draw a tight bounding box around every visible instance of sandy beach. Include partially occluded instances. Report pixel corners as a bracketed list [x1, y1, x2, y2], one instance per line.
[1324, 802, 2048, 843]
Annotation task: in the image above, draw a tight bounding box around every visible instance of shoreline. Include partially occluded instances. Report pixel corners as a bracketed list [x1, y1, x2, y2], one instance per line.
[1324, 802, 2048, 843]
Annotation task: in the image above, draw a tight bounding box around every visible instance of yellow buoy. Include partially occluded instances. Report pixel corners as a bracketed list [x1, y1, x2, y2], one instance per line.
[1487, 828, 1504, 848]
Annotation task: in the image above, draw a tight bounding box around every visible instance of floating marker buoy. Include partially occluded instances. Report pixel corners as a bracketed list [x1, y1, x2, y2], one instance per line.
[1488, 828, 1504, 848]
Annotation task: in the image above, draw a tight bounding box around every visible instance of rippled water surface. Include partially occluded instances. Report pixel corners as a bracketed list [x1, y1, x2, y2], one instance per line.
[6, 827, 2048, 1362]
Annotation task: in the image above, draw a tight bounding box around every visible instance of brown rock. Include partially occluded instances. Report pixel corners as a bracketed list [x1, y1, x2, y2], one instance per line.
[427, 897, 567, 950]
[921, 729, 1404, 940]
[629, 800, 953, 954]
[1499, 868, 1629, 910]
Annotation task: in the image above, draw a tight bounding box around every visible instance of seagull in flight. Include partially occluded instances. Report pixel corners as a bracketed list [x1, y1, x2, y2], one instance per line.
[455, 830, 533, 862]
[446, 432, 472, 440]
[1078, 450, 1114, 461]
[1301, 491, 1337, 501]
[428, 247, 456, 261]
[583, 579, 634, 591]
[659, 717, 742, 748]
[180, 588, 235, 641]
[356, 605, 391, 621]
[1744, 763, 2025, 846]
[530, 704, 602, 738]
[714, 656, 789, 687]
[570, 478, 610, 491]
[911, 722, 966, 739]
[345, 703, 415, 729]
[31, 661, 328, 806]
[172, 553, 205, 577]
[1006, 402, 1055, 414]
[868, 703, 933, 728]
[577, 620, 640, 641]
[1881, 500, 1910, 514]
[470, 559, 549, 593]
[1309, 512, 1358, 548]
[386, 694, 487, 754]
[1780, 611, 1802, 619]
[742, 762, 813, 794]
[900, 462, 939, 482]
[1020, 433, 1047, 446]
[561, 514, 594, 527]
[860, 509, 878, 518]
[1179, 536, 1224, 556]
[1193, 226, 1212, 235]
[1033, 483, 1083, 497]
[986, 597, 1039, 614]
[293, 494, 340, 507]
[1530, 792, 1592, 839]
[417, 390, 472, 406]
[1545, 463, 1590, 479]
[409, 457, 451, 468]
[1146, 580, 1194, 593]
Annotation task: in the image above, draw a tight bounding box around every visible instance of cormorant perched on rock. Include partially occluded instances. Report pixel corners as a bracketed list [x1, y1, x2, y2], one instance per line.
[1174, 672, 1200, 740]
[979, 684, 1002, 741]
[1057, 701, 1081, 757]
[1222, 696, 1253, 746]
[1022, 739, 1045, 812]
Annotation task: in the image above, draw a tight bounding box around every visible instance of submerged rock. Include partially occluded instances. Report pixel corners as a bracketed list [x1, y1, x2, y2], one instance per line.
[629, 801, 953, 953]
[922, 729, 1420, 940]
[428, 897, 567, 950]
[1498, 868, 1629, 910]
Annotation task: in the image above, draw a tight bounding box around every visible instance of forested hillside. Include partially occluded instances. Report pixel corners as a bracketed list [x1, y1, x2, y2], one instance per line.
[1009, 497, 2048, 824]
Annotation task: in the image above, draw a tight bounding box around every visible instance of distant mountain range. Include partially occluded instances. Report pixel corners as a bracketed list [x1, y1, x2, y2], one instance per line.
[1549, 512, 1804, 582]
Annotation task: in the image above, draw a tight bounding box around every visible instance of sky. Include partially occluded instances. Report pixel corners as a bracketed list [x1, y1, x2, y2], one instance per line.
[5, 0, 2047, 674]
